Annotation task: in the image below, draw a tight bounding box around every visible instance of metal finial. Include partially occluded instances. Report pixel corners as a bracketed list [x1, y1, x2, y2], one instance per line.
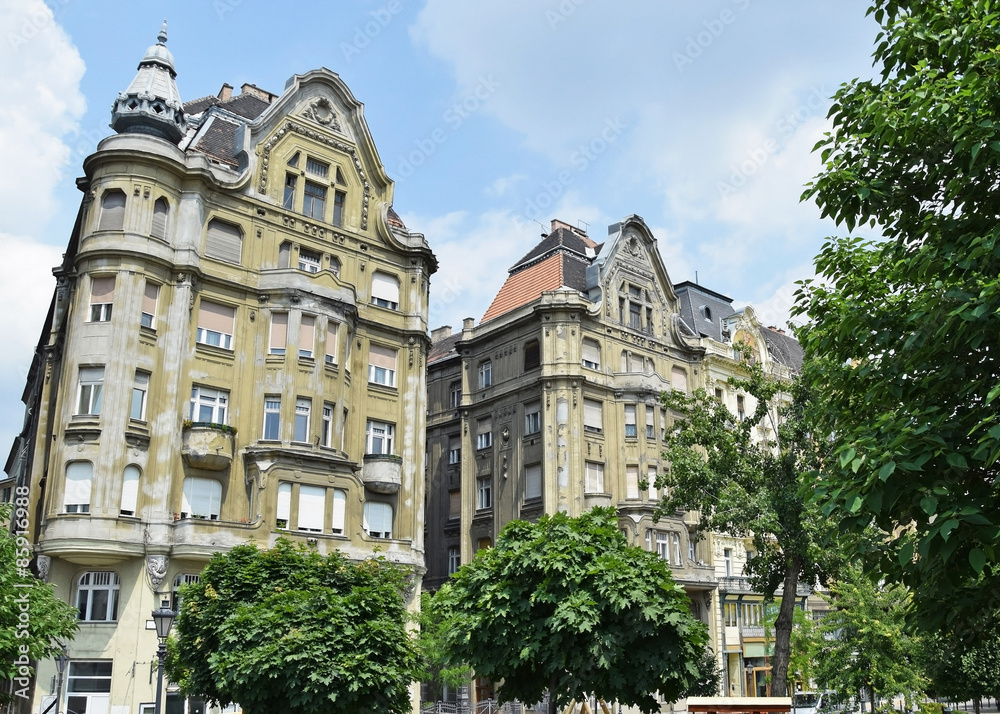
[157, 20, 168, 45]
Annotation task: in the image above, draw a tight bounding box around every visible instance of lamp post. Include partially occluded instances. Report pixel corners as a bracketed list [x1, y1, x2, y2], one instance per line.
[151, 597, 176, 714]
[746, 662, 755, 698]
[54, 645, 69, 714]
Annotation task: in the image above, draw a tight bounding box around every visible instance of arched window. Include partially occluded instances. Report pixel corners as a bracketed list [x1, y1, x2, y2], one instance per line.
[120, 465, 140, 517]
[151, 197, 169, 239]
[76, 571, 120, 621]
[98, 190, 126, 231]
[64, 461, 93, 513]
[204, 218, 243, 265]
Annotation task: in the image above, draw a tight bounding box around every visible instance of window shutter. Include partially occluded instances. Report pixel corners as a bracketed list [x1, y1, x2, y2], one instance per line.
[626, 465, 639, 499]
[364, 502, 392, 536]
[64, 462, 93, 509]
[120, 466, 140, 515]
[299, 315, 315, 355]
[198, 301, 235, 333]
[582, 339, 600, 366]
[331, 489, 346, 533]
[276, 483, 291, 523]
[298, 485, 325, 531]
[368, 344, 397, 369]
[525, 464, 542, 499]
[90, 277, 115, 303]
[477, 417, 492, 435]
[205, 219, 243, 264]
[151, 198, 168, 239]
[671, 366, 688, 393]
[142, 282, 158, 315]
[99, 191, 125, 231]
[371, 272, 400, 305]
[326, 322, 338, 363]
[183, 477, 221, 518]
[583, 399, 603, 430]
[269, 312, 287, 352]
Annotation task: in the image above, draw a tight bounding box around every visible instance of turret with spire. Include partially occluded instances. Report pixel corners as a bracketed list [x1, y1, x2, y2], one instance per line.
[111, 21, 187, 143]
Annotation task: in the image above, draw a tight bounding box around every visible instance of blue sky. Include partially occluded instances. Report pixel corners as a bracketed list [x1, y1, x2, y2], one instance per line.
[0, 0, 881, 452]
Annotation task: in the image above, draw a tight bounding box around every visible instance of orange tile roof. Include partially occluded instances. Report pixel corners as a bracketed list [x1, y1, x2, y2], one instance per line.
[481, 253, 566, 323]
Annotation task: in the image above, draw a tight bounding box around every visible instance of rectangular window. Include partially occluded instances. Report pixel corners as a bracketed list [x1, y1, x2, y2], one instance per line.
[524, 401, 541, 435]
[130, 371, 149, 421]
[325, 322, 338, 365]
[76, 573, 120, 622]
[371, 272, 400, 310]
[368, 344, 397, 387]
[583, 399, 602, 433]
[190, 386, 228, 424]
[582, 338, 601, 370]
[449, 381, 462, 409]
[89, 277, 115, 323]
[331, 489, 346, 534]
[737, 395, 746, 421]
[321, 404, 334, 447]
[182, 476, 222, 520]
[283, 173, 297, 210]
[333, 190, 346, 227]
[298, 248, 321, 273]
[297, 485, 325, 532]
[299, 314, 315, 358]
[477, 476, 492, 510]
[629, 302, 642, 330]
[448, 547, 460, 575]
[303, 181, 326, 220]
[205, 219, 243, 265]
[67, 661, 113, 714]
[585, 461, 604, 494]
[276, 482, 291, 529]
[141, 281, 158, 329]
[448, 436, 461, 465]
[269, 312, 288, 355]
[626, 464, 639, 499]
[448, 489, 461, 519]
[478, 361, 492, 389]
[624, 404, 637, 438]
[306, 157, 329, 178]
[366, 419, 395, 455]
[656, 532, 670, 561]
[646, 408, 655, 439]
[196, 300, 235, 350]
[689, 536, 696, 562]
[671, 365, 689, 394]
[671, 532, 682, 566]
[263, 397, 281, 440]
[648, 466, 658, 500]
[363, 501, 392, 538]
[64, 462, 93, 514]
[77, 367, 104, 416]
[724, 602, 738, 627]
[120, 465, 139, 516]
[523, 340, 540, 370]
[476, 417, 492, 450]
[525, 463, 542, 500]
[293, 397, 311, 443]
[724, 548, 733, 577]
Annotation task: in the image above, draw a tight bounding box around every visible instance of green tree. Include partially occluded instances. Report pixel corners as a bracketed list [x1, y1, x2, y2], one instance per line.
[165, 539, 420, 714]
[921, 624, 1000, 714]
[659, 365, 841, 697]
[416, 590, 472, 702]
[812, 567, 925, 712]
[429, 507, 711, 714]
[795, 0, 1000, 631]
[766, 606, 819, 692]
[0, 503, 78, 704]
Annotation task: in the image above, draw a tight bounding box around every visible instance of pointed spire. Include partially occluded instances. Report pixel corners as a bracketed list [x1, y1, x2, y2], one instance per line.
[111, 22, 187, 144]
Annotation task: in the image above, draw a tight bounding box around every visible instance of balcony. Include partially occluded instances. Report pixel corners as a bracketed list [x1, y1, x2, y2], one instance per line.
[182, 422, 236, 471]
[362, 454, 402, 494]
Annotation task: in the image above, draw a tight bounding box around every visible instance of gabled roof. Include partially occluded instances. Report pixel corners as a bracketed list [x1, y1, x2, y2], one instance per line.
[481, 251, 589, 323]
[183, 92, 271, 121]
[511, 226, 597, 271]
[429, 332, 461, 366]
[190, 116, 240, 166]
[760, 327, 804, 372]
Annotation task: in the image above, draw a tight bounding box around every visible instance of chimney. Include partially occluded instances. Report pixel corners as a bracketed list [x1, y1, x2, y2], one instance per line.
[239, 82, 277, 103]
[462, 317, 476, 330]
[218, 83, 233, 101]
[550, 219, 574, 234]
[430, 325, 452, 342]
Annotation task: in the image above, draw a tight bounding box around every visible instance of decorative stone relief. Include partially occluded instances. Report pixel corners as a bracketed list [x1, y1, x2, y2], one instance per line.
[35, 555, 51, 582]
[146, 555, 169, 590]
[301, 97, 341, 130]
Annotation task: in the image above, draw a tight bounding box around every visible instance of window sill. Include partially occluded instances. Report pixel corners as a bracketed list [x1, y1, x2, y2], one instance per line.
[195, 343, 235, 359]
[367, 382, 398, 396]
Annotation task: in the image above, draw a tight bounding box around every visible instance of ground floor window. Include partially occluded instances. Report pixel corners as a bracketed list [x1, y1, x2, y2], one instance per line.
[67, 661, 112, 714]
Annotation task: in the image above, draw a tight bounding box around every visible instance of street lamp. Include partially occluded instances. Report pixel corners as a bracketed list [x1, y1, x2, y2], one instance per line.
[54, 645, 69, 714]
[745, 662, 755, 698]
[151, 597, 176, 714]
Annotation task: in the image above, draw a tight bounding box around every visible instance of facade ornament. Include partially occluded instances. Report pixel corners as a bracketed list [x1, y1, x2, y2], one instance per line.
[35, 555, 51, 582]
[301, 97, 341, 130]
[146, 555, 169, 590]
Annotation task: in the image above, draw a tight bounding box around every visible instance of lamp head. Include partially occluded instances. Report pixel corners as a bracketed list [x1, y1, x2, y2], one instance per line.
[151, 597, 176, 640]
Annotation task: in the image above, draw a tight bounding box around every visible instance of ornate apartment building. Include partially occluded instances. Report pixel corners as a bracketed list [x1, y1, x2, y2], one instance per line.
[4, 26, 434, 714]
[424, 217, 806, 703]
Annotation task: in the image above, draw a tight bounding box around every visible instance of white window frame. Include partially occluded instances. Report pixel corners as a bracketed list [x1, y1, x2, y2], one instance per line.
[120, 465, 140, 517]
[476, 476, 492, 510]
[293, 397, 311, 443]
[321, 403, 334, 447]
[297, 484, 325, 532]
[77, 367, 104, 416]
[363, 501, 393, 538]
[624, 404, 637, 438]
[269, 312, 288, 355]
[524, 402, 541, 435]
[141, 281, 159, 329]
[583, 398, 603, 434]
[366, 419, 395, 455]
[66, 660, 113, 714]
[648, 466, 658, 500]
[582, 338, 601, 370]
[371, 271, 400, 310]
[76, 572, 120, 622]
[89, 276, 114, 323]
[299, 314, 316, 359]
[449, 381, 462, 408]
[190, 386, 228, 425]
[181, 476, 222, 520]
[448, 547, 460, 575]
[298, 247, 321, 273]
[196, 300, 235, 350]
[524, 463, 542, 500]
[476, 418, 492, 450]
[64, 461, 93, 514]
[478, 360, 492, 389]
[626, 464, 639, 499]
[303, 180, 326, 220]
[585, 461, 604, 494]
[131, 370, 149, 421]
[368, 344, 397, 387]
[724, 548, 733, 577]
[263, 397, 281, 440]
[646, 408, 655, 439]
[448, 436, 461, 465]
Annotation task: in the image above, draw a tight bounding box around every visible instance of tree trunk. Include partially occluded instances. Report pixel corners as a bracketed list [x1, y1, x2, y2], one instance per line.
[770, 558, 801, 697]
[548, 674, 557, 714]
[868, 685, 876, 714]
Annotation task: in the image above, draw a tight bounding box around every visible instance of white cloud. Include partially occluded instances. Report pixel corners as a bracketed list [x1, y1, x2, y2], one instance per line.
[485, 173, 527, 198]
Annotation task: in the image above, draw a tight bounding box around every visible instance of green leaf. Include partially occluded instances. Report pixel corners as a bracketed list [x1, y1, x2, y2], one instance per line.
[970, 548, 987, 575]
[898, 541, 914, 566]
[840, 447, 857, 469]
[920, 495, 938, 516]
[946, 452, 968, 469]
[878, 461, 896, 481]
[846, 494, 863, 514]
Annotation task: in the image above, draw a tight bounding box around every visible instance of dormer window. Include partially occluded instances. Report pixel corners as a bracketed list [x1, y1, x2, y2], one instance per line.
[298, 248, 321, 273]
[306, 157, 329, 178]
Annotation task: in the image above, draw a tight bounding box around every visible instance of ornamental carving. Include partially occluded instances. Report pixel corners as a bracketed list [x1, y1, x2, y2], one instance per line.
[258, 120, 370, 230]
[300, 97, 341, 130]
[146, 555, 169, 590]
[35, 555, 51, 582]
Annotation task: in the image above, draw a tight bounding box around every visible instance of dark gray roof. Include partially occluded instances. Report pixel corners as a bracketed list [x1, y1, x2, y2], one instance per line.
[191, 116, 240, 166]
[510, 226, 596, 272]
[674, 281, 737, 341]
[183, 93, 270, 120]
[429, 332, 461, 366]
[759, 327, 804, 372]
